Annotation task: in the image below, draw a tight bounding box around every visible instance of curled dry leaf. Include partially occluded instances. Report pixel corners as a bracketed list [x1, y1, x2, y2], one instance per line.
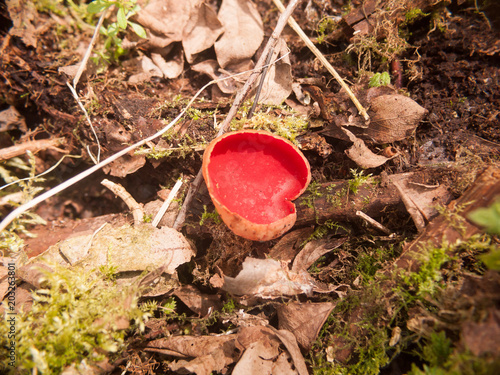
[277, 301, 336, 351]
[182, 2, 224, 63]
[27, 224, 195, 276]
[342, 127, 394, 168]
[151, 47, 184, 79]
[365, 94, 428, 143]
[258, 38, 293, 105]
[222, 257, 316, 298]
[214, 0, 264, 69]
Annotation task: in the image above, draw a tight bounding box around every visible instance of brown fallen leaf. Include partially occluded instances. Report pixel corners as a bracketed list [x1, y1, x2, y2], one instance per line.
[151, 46, 184, 79]
[173, 285, 222, 317]
[0, 106, 27, 133]
[27, 225, 195, 276]
[182, 2, 224, 63]
[292, 237, 348, 272]
[277, 301, 336, 351]
[6, 0, 38, 47]
[364, 94, 428, 143]
[222, 257, 316, 298]
[214, 0, 264, 69]
[258, 38, 293, 105]
[342, 127, 394, 168]
[135, 0, 199, 47]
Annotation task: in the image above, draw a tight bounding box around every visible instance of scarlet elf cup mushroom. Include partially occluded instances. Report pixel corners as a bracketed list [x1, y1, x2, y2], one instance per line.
[202, 130, 311, 241]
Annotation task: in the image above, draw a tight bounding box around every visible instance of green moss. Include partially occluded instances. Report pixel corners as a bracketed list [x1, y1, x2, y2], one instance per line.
[0, 264, 151, 374]
[230, 108, 308, 144]
[348, 169, 372, 195]
[404, 8, 430, 25]
[199, 205, 222, 226]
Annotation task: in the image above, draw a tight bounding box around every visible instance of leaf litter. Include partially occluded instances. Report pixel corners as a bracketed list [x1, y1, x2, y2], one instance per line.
[1, 0, 500, 374]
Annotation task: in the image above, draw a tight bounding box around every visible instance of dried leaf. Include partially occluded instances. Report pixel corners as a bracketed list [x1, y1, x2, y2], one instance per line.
[214, 0, 264, 68]
[135, 0, 200, 46]
[292, 237, 347, 273]
[28, 225, 195, 275]
[103, 153, 146, 177]
[365, 94, 428, 143]
[6, 0, 38, 47]
[222, 257, 316, 298]
[173, 285, 222, 317]
[258, 38, 293, 105]
[0, 106, 27, 133]
[343, 127, 393, 168]
[183, 2, 224, 63]
[277, 302, 336, 350]
[151, 47, 184, 79]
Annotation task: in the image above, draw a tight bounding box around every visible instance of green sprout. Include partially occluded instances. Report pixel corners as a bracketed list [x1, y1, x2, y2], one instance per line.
[87, 0, 147, 62]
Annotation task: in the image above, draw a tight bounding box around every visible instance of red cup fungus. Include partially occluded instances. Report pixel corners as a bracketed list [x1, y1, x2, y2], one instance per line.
[202, 130, 311, 241]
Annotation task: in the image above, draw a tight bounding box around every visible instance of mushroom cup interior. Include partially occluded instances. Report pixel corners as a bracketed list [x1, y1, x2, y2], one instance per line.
[206, 132, 310, 224]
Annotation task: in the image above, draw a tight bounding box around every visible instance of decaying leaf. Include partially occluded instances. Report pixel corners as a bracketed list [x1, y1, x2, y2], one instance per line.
[222, 257, 316, 298]
[364, 94, 428, 143]
[6, 0, 38, 47]
[343, 127, 394, 168]
[173, 285, 223, 317]
[183, 2, 224, 63]
[0, 106, 28, 133]
[102, 153, 146, 177]
[388, 173, 453, 223]
[192, 59, 254, 94]
[214, 0, 264, 69]
[292, 237, 347, 272]
[277, 301, 336, 350]
[27, 224, 195, 275]
[135, 0, 199, 47]
[151, 47, 184, 79]
[258, 38, 293, 105]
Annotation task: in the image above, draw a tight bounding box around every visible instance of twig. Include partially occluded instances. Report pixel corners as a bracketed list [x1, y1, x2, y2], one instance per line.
[356, 210, 392, 235]
[73, 9, 107, 88]
[0, 138, 66, 161]
[272, 0, 370, 122]
[173, 0, 302, 230]
[0, 78, 214, 232]
[66, 82, 102, 163]
[152, 178, 183, 228]
[101, 179, 144, 225]
[248, 48, 275, 119]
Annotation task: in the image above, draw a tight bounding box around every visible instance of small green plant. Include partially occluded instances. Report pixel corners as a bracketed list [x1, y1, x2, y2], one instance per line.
[316, 17, 338, 44]
[300, 180, 322, 211]
[199, 205, 222, 226]
[369, 72, 391, 87]
[348, 169, 372, 195]
[469, 199, 500, 271]
[87, 0, 147, 63]
[222, 298, 237, 314]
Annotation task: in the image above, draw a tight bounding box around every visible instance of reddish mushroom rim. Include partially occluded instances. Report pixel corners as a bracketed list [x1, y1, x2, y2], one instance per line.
[205, 131, 310, 225]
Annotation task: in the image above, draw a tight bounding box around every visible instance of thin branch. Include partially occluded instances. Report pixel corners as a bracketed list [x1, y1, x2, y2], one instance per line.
[101, 179, 144, 225]
[0, 79, 211, 232]
[152, 178, 183, 228]
[0, 138, 66, 161]
[272, 0, 370, 122]
[173, 0, 302, 230]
